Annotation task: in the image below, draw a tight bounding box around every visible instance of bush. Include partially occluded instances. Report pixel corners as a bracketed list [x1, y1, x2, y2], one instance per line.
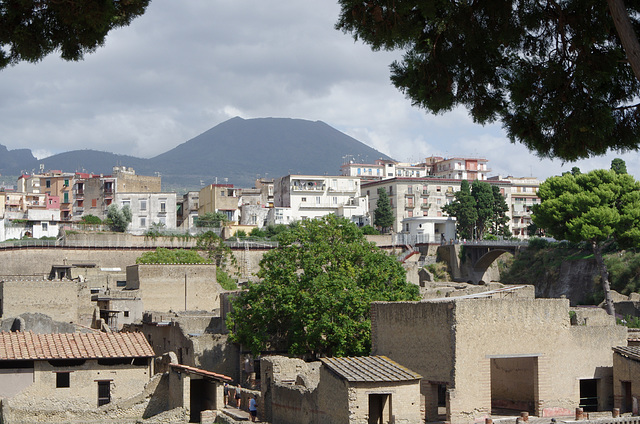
[360, 225, 380, 235]
[217, 268, 238, 290]
[80, 215, 102, 225]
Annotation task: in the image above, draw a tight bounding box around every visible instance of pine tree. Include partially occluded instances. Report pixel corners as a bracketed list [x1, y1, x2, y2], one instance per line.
[374, 188, 394, 232]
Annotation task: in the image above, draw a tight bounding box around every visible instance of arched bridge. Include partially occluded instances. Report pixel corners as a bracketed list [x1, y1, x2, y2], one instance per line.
[459, 240, 528, 284]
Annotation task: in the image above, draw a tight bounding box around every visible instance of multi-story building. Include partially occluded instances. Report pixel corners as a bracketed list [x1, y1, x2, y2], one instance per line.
[342, 156, 490, 182]
[114, 192, 177, 235]
[272, 175, 369, 226]
[177, 191, 199, 231]
[363, 177, 513, 238]
[112, 166, 161, 193]
[427, 156, 490, 180]
[198, 184, 241, 223]
[488, 175, 541, 238]
[73, 173, 116, 220]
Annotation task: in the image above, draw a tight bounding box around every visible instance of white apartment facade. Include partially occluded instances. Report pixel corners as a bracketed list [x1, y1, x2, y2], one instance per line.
[115, 192, 177, 235]
[488, 175, 541, 238]
[272, 175, 369, 226]
[363, 177, 513, 239]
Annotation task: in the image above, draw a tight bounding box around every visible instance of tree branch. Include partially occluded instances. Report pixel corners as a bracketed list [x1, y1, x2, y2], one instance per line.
[608, 0, 640, 83]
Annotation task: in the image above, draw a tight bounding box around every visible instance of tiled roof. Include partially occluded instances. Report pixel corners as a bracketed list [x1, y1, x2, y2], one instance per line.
[170, 363, 233, 382]
[0, 332, 155, 361]
[613, 346, 640, 362]
[320, 356, 421, 382]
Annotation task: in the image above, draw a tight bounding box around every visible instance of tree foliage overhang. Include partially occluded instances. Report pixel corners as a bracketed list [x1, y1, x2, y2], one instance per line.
[336, 0, 640, 161]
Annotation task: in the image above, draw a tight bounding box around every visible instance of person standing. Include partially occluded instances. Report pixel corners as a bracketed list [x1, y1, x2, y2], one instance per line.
[235, 385, 242, 408]
[249, 395, 258, 422]
[223, 383, 229, 407]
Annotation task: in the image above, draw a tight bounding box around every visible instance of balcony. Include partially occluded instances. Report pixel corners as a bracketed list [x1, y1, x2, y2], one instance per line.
[421, 203, 431, 209]
[405, 203, 415, 209]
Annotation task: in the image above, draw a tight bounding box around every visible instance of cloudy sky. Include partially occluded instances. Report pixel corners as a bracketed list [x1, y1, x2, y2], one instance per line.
[1, 0, 639, 180]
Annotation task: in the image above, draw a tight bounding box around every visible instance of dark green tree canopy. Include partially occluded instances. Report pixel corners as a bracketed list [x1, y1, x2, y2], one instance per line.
[533, 169, 640, 314]
[443, 180, 510, 239]
[611, 158, 628, 174]
[227, 215, 419, 358]
[0, 0, 149, 69]
[374, 187, 394, 231]
[336, 0, 640, 161]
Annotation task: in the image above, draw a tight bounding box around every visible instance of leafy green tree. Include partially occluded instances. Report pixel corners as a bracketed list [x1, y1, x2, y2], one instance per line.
[611, 158, 628, 174]
[533, 169, 640, 315]
[106, 204, 132, 232]
[0, 0, 149, 69]
[136, 248, 210, 264]
[336, 0, 640, 160]
[442, 180, 477, 240]
[489, 185, 511, 238]
[374, 188, 394, 232]
[195, 231, 237, 269]
[227, 215, 419, 358]
[195, 212, 228, 228]
[472, 181, 495, 239]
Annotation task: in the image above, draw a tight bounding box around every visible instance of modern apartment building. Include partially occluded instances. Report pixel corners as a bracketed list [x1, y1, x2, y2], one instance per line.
[488, 175, 541, 238]
[115, 192, 177, 235]
[272, 175, 369, 226]
[363, 177, 513, 238]
[198, 184, 241, 223]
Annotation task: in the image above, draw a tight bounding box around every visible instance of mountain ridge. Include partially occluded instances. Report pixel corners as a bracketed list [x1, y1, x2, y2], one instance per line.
[1, 117, 392, 190]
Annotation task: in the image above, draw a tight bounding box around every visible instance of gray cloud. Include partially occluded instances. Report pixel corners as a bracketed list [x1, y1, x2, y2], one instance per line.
[0, 0, 638, 179]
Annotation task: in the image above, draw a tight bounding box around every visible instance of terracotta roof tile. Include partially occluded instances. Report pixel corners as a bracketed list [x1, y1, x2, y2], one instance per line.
[0, 332, 154, 361]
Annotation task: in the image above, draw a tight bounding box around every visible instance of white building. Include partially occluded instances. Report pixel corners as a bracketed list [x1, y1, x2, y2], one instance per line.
[272, 175, 369, 226]
[400, 216, 457, 244]
[115, 193, 177, 235]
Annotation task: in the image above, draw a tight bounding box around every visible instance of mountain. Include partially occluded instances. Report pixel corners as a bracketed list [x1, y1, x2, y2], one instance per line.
[1, 117, 392, 190]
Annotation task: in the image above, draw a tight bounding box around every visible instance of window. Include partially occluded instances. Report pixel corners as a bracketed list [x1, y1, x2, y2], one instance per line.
[160, 201, 166, 212]
[140, 199, 147, 211]
[63, 192, 69, 203]
[122, 200, 130, 208]
[77, 200, 83, 207]
[332, 197, 338, 205]
[301, 197, 307, 202]
[56, 372, 70, 388]
[42, 222, 48, 231]
[64, 179, 69, 187]
[46, 180, 51, 188]
[159, 217, 166, 225]
[316, 196, 321, 205]
[140, 217, 146, 227]
[92, 199, 97, 208]
[123, 311, 129, 318]
[97, 381, 111, 406]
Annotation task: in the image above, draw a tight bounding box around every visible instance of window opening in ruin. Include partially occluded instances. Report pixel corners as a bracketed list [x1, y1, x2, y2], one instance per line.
[56, 371, 70, 388]
[368, 393, 391, 424]
[579, 379, 599, 412]
[97, 380, 111, 406]
[490, 356, 537, 415]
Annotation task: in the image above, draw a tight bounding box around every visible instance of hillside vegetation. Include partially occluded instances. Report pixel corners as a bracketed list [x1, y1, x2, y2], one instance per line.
[500, 239, 640, 305]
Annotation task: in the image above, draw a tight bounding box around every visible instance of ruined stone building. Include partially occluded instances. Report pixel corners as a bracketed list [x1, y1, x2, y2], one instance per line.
[0, 331, 155, 423]
[260, 355, 422, 424]
[370, 288, 627, 424]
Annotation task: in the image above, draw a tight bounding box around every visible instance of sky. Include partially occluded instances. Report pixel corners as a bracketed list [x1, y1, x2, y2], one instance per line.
[1, 0, 639, 181]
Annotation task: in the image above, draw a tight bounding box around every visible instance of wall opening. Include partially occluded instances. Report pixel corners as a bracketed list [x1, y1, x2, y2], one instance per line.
[369, 393, 391, 424]
[622, 381, 633, 414]
[580, 379, 599, 412]
[490, 356, 537, 414]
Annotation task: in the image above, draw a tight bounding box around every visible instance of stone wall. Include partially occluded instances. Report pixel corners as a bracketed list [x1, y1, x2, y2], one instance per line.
[126, 264, 220, 312]
[0, 280, 79, 323]
[372, 297, 627, 424]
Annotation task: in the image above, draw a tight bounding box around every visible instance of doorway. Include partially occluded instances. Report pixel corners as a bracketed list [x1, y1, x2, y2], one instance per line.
[369, 393, 391, 424]
[490, 356, 537, 414]
[579, 379, 598, 412]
